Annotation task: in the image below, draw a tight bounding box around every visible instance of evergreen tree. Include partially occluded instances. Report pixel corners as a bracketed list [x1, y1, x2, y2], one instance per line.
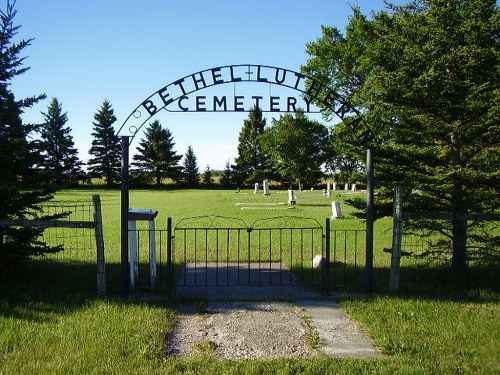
[302, 0, 500, 271]
[39, 98, 84, 185]
[132, 120, 182, 186]
[179, 145, 200, 187]
[219, 161, 233, 187]
[202, 165, 214, 187]
[233, 105, 269, 185]
[87, 99, 121, 186]
[0, 1, 61, 267]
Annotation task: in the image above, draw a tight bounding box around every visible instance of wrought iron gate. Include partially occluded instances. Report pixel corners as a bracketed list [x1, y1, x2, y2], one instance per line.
[163, 215, 366, 294]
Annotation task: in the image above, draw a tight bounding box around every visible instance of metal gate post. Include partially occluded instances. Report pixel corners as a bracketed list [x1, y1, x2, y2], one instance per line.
[365, 147, 375, 294]
[120, 136, 130, 297]
[324, 218, 331, 294]
[166, 217, 173, 297]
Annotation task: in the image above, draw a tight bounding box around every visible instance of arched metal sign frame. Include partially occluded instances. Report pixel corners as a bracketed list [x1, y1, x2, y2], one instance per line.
[117, 64, 374, 296]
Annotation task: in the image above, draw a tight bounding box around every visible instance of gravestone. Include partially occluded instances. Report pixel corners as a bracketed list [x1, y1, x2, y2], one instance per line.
[288, 189, 296, 205]
[331, 201, 343, 219]
[312, 254, 325, 269]
[254, 183, 259, 194]
[263, 180, 270, 195]
[332, 182, 337, 191]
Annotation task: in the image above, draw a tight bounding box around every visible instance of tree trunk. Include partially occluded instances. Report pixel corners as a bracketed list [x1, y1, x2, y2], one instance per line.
[450, 132, 467, 273]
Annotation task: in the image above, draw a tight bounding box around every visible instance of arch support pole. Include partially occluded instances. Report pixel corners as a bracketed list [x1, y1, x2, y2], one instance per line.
[121, 136, 130, 297]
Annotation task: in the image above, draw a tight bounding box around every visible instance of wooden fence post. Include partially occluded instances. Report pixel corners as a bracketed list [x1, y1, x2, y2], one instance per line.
[93, 194, 106, 297]
[389, 186, 403, 292]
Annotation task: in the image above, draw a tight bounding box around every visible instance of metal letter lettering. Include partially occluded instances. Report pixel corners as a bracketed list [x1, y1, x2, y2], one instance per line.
[196, 96, 206, 111]
[213, 96, 227, 111]
[174, 78, 187, 95]
[252, 96, 263, 108]
[158, 87, 174, 106]
[211, 67, 224, 85]
[275, 68, 286, 84]
[287, 97, 297, 112]
[257, 65, 268, 82]
[230, 66, 242, 82]
[293, 73, 305, 89]
[178, 96, 189, 111]
[142, 100, 157, 116]
[234, 96, 245, 111]
[192, 72, 207, 90]
[270, 96, 280, 112]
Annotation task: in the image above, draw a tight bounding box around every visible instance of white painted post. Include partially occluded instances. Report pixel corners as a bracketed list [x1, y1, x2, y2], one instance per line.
[148, 220, 157, 289]
[331, 201, 343, 219]
[128, 220, 138, 289]
[351, 184, 357, 191]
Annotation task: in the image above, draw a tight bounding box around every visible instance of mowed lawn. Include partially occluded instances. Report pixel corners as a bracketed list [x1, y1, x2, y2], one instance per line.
[1, 188, 498, 374]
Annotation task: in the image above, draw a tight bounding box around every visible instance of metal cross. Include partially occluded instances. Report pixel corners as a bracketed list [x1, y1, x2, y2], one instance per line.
[245, 65, 254, 81]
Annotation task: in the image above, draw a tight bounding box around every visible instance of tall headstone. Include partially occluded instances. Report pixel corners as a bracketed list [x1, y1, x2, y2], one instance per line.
[331, 201, 343, 219]
[263, 180, 270, 195]
[254, 182, 259, 194]
[288, 189, 296, 205]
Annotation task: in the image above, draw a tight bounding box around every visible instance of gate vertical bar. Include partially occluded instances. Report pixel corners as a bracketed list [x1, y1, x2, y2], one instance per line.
[166, 217, 173, 297]
[365, 147, 375, 294]
[389, 186, 403, 292]
[120, 136, 130, 297]
[324, 218, 331, 294]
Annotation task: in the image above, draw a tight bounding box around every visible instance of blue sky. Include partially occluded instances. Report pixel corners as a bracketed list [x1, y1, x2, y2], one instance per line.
[11, 0, 403, 170]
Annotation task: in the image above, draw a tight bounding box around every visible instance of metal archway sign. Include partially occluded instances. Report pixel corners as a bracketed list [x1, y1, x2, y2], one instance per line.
[117, 64, 374, 296]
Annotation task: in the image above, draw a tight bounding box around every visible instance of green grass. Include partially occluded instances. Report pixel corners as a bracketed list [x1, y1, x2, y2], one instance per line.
[1, 188, 499, 374]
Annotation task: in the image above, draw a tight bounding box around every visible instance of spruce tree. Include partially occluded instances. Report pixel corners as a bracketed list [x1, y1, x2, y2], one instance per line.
[39, 98, 84, 185]
[202, 165, 214, 187]
[88, 99, 121, 186]
[233, 105, 269, 185]
[132, 120, 182, 186]
[219, 161, 233, 187]
[179, 145, 200, 187]
[0, 1, 61, 267]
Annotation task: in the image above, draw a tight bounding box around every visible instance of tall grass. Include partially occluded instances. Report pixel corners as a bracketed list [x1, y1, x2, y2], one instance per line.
[1, 188, 498, 374]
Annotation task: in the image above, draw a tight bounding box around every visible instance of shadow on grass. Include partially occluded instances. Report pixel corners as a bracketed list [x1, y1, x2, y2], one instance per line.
[0, 258, 170, 322]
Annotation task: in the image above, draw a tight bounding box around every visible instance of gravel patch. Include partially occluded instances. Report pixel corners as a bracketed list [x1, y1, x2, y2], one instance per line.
[168, 301, 318, 359]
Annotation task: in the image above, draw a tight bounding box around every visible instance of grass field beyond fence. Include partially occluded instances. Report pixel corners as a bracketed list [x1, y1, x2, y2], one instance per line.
[1, 188, 498, 374]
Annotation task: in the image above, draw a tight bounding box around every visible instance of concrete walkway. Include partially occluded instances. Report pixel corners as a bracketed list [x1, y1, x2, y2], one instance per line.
[173, 263, 382, 358]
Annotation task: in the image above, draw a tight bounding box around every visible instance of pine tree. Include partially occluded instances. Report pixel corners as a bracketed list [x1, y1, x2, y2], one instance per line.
[219, 161, 233, 187]
[132, 120, 182, 186]
[233, 105, 269, 185]
[179, 145, 200, 187]
[39, 98, 84, 185]
[87, 99, 121, 186]
[0, 1, 61, 267]
[202, 165, 214, 187]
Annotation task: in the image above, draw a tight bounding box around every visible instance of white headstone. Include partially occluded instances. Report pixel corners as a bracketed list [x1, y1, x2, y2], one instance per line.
[332, 182, 337, 191]
[331, 201, 343, 219]
[344, 183, 349, 191]
[288, 189, 296, 205]
[351, 184, 357, 191]
[263, 180, 270, 195]
[322, 189, 326, 196]
[254, 182, 259, 194]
